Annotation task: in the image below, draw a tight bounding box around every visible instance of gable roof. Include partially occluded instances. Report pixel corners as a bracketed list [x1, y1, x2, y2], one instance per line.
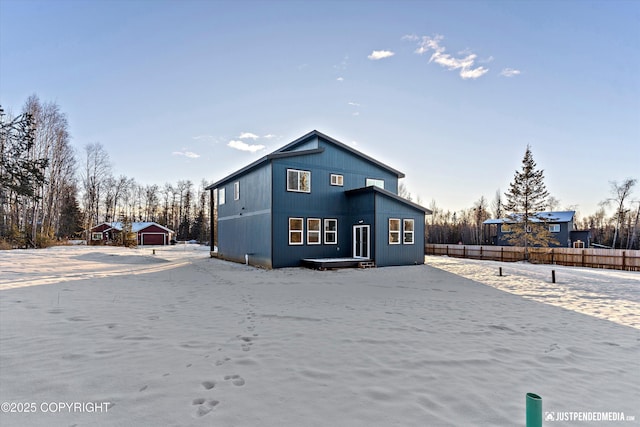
[483, 210, 575, 225]
[93, 222, 174, 233]
[346, 185, 432, 214]
[206, 130, 404, 190]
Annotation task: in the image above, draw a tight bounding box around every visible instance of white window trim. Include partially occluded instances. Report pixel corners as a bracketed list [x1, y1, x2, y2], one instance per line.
[91, 232, 103, 241]
[366, 178, 384, 189]
[234, 181, 240, 200]
[307, 218, 321, 245]
[289, 217, 304, 245]
[549, 224, 560, 233]
[389, 218, 401, 245]
[330, 174, 344, 186]
[501, 224, 511, 233]
[218, 188, 226, 205]
[403, 219, 415, 245]
[324, 218, 338, 245]
[287, 169, 311, 193]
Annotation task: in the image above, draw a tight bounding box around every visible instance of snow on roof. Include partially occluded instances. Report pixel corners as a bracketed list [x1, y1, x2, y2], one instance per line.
[104, 222, 174, 233]
[483, 210, 575, 225]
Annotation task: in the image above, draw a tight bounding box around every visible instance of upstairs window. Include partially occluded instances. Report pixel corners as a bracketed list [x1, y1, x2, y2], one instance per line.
[289, 218, 304, 245]
[501, 224, 511, 233]
[366, 178, 384, 189]
[549, 224, 560, 233]
[330, 174, 344, 186]
[234, 181, 240, 200]
[287, 169, 311, 193]
[218, 188, 226, 205]
[403, 219, 415, 244]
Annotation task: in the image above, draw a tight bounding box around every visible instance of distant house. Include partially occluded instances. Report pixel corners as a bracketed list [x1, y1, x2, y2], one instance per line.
[483, 210, 591, 248]
[206, 130, 431, 269]
[89, 222, 174, 246]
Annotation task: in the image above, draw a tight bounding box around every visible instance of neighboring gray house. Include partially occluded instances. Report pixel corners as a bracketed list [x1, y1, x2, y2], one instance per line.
[207, 130, 431, 269]
[483, 210, 591, 248]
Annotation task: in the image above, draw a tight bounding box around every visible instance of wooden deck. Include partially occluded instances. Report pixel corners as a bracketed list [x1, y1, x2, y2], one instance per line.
[301, 257, 375, 270]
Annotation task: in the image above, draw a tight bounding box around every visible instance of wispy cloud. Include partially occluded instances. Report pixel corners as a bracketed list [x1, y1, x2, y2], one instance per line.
[348, 102, 361, 107]
[500, 68, 521, 77]
[172, 151, 200, 158]
[263, 134, 277, 139]
[238, 132, 259, 140]
[405, 34, 488, 80]
[228, 140, 265, 153]
[368, 50, 395, 60]
[337, 76, 344, 82]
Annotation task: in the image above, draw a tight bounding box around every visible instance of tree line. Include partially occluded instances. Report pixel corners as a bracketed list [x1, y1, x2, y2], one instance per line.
[1, 95, 637, 250]
[1, 96, 210, 248]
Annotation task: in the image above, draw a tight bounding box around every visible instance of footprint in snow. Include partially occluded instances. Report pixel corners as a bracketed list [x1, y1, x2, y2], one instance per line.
[224, 374, 245, 386]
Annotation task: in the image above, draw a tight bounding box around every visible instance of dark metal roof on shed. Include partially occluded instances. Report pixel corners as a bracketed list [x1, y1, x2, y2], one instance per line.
[206, 130, 405, 190]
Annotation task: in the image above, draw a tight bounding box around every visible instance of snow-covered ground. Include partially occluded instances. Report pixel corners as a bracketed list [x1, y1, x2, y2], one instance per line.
[425, 256, 640, 330]
[0, 247, 638, 426]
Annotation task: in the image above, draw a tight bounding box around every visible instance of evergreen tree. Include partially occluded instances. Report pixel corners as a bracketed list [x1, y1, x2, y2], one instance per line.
[503, 145, 558, 258]
[57, 183, 83, 238]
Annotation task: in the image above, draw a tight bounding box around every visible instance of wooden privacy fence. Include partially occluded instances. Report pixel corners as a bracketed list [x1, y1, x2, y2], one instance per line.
[425, 244, 640, 271]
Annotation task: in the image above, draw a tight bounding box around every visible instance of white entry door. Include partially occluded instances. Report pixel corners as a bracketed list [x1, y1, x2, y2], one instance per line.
[353, 225, 370, 259]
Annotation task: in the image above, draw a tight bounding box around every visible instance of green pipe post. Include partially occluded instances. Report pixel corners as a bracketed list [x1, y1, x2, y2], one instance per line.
[526, 393, 542, 427]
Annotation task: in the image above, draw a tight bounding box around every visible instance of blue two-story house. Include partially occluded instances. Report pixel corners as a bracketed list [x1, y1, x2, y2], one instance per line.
[207, 130, 430, 269]
[483, 210, 591, 248]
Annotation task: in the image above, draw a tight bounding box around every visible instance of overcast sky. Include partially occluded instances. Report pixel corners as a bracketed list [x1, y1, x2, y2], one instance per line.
[1, 0, 638, 216]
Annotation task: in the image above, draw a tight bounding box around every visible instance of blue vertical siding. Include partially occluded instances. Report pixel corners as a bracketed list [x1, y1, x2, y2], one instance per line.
[496, 221, 572, 247]
[374, 195, 425, 267]
[216, 163, 272, 268]
[269, 139, 400, 267]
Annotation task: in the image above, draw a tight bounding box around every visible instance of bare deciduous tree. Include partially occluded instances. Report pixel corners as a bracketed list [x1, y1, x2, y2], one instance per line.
[606, 178, 636, 249]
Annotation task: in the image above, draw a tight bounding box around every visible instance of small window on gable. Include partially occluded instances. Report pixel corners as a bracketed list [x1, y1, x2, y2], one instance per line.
[330, 174, 344, 186]
[289, 218, 303, 245]
[307, 218, 321, 245]
[403, 219, 414, 244]
[389, 218, 400, 244]
[324, 219, 337, 244]
[366, 178, 384, 189]
[219, 188, 226, 205]
[234, 182, 240, 200]
[287, 169, 311, 193]
[549, 224, 560, 233]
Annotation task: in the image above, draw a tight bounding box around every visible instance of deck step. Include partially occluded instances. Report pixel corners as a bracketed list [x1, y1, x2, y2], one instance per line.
[358, 261, 376, 268]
